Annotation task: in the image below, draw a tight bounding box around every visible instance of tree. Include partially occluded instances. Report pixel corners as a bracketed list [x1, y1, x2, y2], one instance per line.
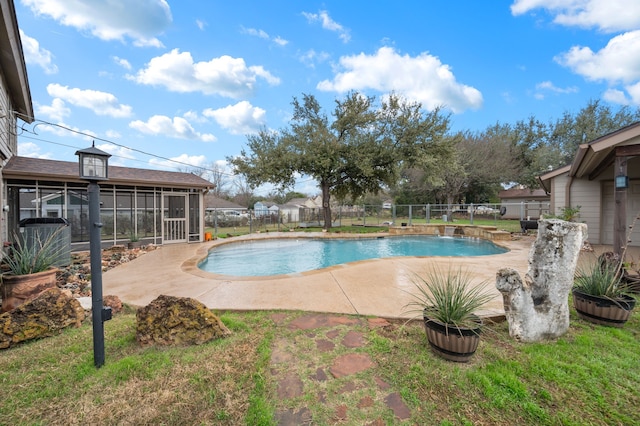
[229, 92, 451, 228]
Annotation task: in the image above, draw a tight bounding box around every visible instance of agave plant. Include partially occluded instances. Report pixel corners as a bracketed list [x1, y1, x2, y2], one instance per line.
[404, 266, 494, 329]
[573, 261, 629, 299]
[2, 228, 66, 275]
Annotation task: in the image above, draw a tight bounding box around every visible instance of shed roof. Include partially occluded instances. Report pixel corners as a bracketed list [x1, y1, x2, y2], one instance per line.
[3, 156, 212, 190]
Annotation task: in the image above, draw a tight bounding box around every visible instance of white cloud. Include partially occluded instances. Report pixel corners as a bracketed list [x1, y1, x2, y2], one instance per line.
[113, 56, 132, 70]
[554, 30, 640, 83]
[299, 49, 330, 68]
[602, 88, 629, 104]
[105, 129, 121, 139]
[35, 121, 96, 139]
[511, 0, 640, 33]
[149, 154, 208, 170]
[203, 101, 266, 135]
[534, 81, 579, 99]
[19, 30, 57, 74]
[129, 115, 216, 142]
[18, 141, 53, 159]
[98, 143, 134, 160]
[22, 0, 171, 47]
[317, 47, 483, 113]
[46, 83, 133, 117]
[35, 98, 70, 121]
[622, 81, 640, 105]
[302, 10, 350, 43]
[196, 19, 207, 30]
[129, 49, 280, 98]
[183, 110, 207, 123]
[273, 36, 289, 46]
[241, 26, 289, 46]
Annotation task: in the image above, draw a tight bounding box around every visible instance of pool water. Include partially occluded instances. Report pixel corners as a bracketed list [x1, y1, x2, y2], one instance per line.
[198, 236, 508, 276]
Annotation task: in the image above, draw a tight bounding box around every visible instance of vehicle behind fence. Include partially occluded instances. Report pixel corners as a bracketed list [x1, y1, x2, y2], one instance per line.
[205, 202, 550, 237]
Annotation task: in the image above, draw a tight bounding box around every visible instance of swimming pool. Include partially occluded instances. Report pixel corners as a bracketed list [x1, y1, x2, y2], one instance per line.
[198, 235, 508, 276]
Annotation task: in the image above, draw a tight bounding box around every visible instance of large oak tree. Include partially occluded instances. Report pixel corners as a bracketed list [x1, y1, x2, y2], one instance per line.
[228, 92, 451, 228]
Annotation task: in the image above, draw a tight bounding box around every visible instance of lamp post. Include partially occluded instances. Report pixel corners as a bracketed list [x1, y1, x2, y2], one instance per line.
[76, 142, 112, 368]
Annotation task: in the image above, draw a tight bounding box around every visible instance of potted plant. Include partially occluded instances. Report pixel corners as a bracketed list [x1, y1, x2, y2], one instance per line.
[1, 229, 65, 312]
[127, 234, 142, 249]
[572, 260, 636, 328]
[404, 266, 494, 362]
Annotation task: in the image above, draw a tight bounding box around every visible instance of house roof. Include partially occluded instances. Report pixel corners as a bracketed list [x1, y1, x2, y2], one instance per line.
[569, 121, 640, 180]
[3, 156, 212, 190]
[204, 194, 246, 209]
[538, 121, 640, 192]
[498, 188, 549, 200]
[0, 0, 33, 122]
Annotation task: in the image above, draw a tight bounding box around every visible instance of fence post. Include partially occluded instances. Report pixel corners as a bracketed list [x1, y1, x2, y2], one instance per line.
[470, 203, 474, 224]
[408, 205, 412, 225]
[520, 201, 525, 221]
[363, 204, 366, 226]
[426, 204, 430, 223]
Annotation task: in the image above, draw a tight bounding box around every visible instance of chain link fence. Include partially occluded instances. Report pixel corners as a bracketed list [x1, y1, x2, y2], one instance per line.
[205, 201, 550, 238]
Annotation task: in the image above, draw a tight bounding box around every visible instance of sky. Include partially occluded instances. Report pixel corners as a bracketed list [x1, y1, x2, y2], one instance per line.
[12, 0, 640, 195]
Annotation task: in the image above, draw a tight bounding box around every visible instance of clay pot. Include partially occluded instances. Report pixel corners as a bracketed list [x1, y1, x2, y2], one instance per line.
[1, 268, 58, 312]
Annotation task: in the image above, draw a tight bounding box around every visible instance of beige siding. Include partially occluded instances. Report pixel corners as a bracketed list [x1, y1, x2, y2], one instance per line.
[550, 173, 569, 215]
[602, 179, 640, 247]
[570, 179, 600, 242]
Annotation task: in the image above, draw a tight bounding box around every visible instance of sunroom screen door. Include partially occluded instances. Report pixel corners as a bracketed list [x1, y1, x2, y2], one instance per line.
[163, 194, 187, 243]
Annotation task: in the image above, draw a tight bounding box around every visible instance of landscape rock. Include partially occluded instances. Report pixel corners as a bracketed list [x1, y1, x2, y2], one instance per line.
[103, 295, 123, 314]
[136, 295, 231, 346]
[0, 288, 85, 349]
[496, 219, 587, 342]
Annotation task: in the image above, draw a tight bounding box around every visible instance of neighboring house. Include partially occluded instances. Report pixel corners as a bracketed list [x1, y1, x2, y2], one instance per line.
[539, 122, 640, 254]
[0, 1, 212, 248]
[204, 194, 248, 225]
[498, 187, 550, 220]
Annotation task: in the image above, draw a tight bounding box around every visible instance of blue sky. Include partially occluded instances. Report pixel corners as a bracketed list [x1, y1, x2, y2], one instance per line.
[13, 0, 640, 195]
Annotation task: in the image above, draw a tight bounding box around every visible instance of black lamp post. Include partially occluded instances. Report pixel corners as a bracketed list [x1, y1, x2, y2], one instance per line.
[75, 142, 112, 368]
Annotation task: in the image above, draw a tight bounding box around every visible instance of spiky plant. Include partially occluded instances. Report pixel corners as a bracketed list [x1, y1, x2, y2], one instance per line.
[2, 228, 66, 275]
[404, 266, 494, 329]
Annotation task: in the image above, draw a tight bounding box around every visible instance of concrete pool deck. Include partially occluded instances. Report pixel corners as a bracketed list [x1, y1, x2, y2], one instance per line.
[103, 232, 541, 320]
[102, 232, 640, 320]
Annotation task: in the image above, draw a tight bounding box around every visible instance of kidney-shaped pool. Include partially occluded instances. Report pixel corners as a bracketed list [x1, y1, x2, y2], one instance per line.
[198, 235, 508, 277]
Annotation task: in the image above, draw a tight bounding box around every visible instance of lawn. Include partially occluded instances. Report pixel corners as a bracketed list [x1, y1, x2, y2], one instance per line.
[1, 303, 639, 425]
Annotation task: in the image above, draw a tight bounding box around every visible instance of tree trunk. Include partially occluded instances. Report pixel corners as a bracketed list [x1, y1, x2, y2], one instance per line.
[321, 180, 332, 229]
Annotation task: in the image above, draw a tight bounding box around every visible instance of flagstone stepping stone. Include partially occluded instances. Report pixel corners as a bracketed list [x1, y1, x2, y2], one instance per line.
[330, 353, 375, 378]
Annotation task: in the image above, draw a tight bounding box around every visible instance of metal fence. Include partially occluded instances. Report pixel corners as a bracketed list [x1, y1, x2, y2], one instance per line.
[206, 201, 550, 237]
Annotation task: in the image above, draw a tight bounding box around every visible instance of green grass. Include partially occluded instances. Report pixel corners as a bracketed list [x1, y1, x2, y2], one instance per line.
[2, 305, 639, 424]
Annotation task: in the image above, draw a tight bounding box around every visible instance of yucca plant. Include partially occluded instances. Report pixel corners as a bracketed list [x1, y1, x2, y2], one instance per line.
[404, 266, 494, 329]
[2, 228, 66, 275]
[573, 261, 630, 299]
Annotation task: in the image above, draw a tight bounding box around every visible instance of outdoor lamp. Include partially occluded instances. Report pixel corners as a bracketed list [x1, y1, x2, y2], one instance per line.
[75, 142, 111, 180]
[76, 141, 112, 368]
[615, 175, 629, 190]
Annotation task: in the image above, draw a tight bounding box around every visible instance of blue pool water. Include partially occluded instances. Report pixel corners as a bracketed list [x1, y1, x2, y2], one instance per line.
[198, 236, 507, 276]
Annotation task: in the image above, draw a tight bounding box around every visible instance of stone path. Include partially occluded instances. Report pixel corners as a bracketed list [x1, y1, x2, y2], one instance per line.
[269, 313, 412, 425]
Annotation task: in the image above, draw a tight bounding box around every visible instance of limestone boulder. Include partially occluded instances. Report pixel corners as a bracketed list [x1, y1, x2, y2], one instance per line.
[136, 295, 231, 346]
[0, 287, 85, 349]
[496, 218, 587, 342]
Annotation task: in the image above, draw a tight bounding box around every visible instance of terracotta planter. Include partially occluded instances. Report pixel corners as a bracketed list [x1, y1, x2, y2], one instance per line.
[572, 289, 636, 328]
[1, 268, 58, 312]
[423, 314, 482, 362]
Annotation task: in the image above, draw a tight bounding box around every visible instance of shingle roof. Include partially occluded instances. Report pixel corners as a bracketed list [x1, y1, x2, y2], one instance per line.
[3, 156, 212, 189]
[204, 194, 246, 209]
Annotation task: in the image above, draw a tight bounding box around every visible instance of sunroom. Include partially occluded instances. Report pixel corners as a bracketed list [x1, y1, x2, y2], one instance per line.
[2, 156, 211, 250]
